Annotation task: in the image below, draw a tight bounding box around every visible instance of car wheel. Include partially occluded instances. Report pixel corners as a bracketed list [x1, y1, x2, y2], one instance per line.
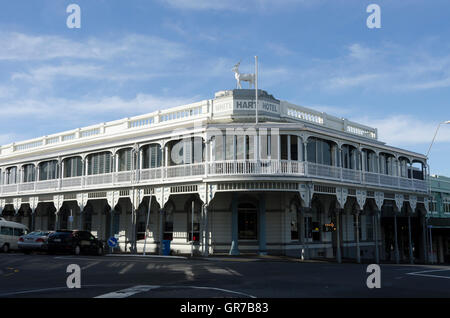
[74, 245, 81, 255]
[23, 250, 31, 255]
[2, 244, 9, 253]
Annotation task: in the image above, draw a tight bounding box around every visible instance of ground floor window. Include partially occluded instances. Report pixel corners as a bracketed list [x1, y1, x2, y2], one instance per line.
[84, 213, 92, 232]
[238, 203, 257, 240]
[187, 201, 200, 242]
[305, 216, 321, 242]
[163, 204, 174, 240]
[290, 204, 299, 240]
[353, 214, 362, 241]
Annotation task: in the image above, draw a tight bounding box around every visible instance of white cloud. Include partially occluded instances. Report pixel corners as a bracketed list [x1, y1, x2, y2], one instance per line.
[159, 0, 313, 11]
[0, 93, 200, 121]
[0, 32, 188, 62]
[355, 114, 450, 147]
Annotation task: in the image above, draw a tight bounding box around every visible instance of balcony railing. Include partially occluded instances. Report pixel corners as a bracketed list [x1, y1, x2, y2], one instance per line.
[0, 160, 428, 196]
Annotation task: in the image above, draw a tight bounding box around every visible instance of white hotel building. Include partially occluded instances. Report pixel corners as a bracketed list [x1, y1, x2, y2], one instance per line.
[0, 89, 430, 263]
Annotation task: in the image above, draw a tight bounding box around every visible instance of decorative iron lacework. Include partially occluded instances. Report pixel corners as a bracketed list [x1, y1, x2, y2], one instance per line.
[218, 182, 298, 191]
[88, 192, 107, 199]
[38, 194, 53, 201]
[63, 193, 77, 200]
[384, 193, 395, 199]
[314, 185, 336, 194]
[119, 190, 130, 197]
[170, 185, 198, 193]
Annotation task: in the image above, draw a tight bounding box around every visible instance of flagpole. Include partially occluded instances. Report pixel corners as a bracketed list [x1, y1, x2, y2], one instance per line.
[255, 56, 260, 165]
[255, 56, 258, 126]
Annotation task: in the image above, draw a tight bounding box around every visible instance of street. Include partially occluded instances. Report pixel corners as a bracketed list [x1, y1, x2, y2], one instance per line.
[0, 253, 449, 298]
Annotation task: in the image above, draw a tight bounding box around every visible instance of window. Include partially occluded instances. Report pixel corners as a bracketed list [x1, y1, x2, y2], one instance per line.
[238, 203, 257, 240]
[225, 135, 234, 160]
[84, 213, 92, 232]
[39, 160, 58, 181]
[187, 201, 200, 242]
[366, 216, 374, 241]
[143, 144, 162, 169]
[342, 145, 360, 170]
[213, 135, 224, 161]
[280, 135, 288, 160]
[23, 164, 36, 183]
[290, 136, 298, 161]
[236, 135, 244, 160]
[353, 214, 362, 241]
[6, 167, 17, 184]
[1, 227, 13, 235]
[64, 157, 83, 178]
[164, 204, 174, 240]
[118, 148, 133, 172]
[88, 152, 112, 175]
[304, 216, 312, 240]
[290, 204, 299, 240]
[307, 137, 333, 166]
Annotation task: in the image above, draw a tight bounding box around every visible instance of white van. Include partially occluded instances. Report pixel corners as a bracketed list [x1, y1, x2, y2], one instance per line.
[0, 217, 29, 253]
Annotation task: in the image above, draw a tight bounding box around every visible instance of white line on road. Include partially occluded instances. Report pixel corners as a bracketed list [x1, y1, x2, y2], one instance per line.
[119, 263, 135, 274]
[406, 269, 450, 280]
[95, 285, 159, 298]
[94, 285, 256, 299]
[105, 254, 187, 260]
[82, 262, 100, 270]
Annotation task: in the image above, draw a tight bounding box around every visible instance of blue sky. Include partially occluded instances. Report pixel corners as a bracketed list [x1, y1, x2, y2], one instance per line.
[0, 0, 449, 175]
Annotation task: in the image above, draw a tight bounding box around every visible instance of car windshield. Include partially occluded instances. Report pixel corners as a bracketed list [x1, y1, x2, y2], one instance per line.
[28, 231, 44, 236]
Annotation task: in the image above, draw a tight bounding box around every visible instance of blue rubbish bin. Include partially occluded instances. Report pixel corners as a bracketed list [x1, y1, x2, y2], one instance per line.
[162, 240, 171, 256]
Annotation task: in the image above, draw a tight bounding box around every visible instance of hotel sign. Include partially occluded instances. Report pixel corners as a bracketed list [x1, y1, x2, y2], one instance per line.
[214, 99, 279, 115]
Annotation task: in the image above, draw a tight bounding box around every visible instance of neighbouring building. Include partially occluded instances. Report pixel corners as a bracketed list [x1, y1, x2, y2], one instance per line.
[428, 175, 450, 263]
[0, 89, 431, 263]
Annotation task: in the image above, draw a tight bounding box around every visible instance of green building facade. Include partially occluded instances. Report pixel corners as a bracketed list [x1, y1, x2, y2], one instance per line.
[429, 175, 450, 263]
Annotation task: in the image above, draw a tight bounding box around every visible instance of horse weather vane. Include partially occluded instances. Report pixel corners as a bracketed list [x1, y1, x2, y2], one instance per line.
[232, 60, 256, 89]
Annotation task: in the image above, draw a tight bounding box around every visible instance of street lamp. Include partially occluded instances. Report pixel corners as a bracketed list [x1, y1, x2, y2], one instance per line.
[425, 120, 449, 264]
[426, 120, 450, 157]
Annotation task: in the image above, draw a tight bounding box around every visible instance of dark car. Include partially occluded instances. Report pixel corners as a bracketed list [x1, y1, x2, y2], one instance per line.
[47, 230, 104, 256]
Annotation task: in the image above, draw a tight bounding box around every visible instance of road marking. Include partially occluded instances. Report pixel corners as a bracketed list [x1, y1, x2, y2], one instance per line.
[94, 285, 256, 298]
[95, 285, 159, 298]
[82, 262, 100, 270]
[406, 269, 450, 280]
[119, 263, 135, 274]
[105, 254, 187, 260]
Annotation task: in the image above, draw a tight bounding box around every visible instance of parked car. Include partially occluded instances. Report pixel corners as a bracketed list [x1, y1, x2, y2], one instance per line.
[47, 230, 104, 256]
[18, 231, 52, 254]
[0, 217, 28, 253]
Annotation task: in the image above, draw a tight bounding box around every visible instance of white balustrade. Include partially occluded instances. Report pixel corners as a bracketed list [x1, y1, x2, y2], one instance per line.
[61, 176, 83, 189]
[0, 160, 429, 196]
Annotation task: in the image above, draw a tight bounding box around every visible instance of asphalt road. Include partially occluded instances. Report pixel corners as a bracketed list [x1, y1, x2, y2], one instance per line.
[0, 252, 449, 298]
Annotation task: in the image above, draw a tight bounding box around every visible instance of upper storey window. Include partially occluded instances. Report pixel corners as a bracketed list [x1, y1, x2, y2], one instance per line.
[342, 145, 360, 170]
[87, 152, 112, 175]
[118, 148, 133, 172]
[167, 137, 204, 166]
[23, 164, 36, 183]
[39, 160, 58, 181]
[307, 137, 333, 166]
[5, 167, 17, 184]
[63, 157, 83, 178]
[362, 149, 377, 173]
[142, 144, 162, 169]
